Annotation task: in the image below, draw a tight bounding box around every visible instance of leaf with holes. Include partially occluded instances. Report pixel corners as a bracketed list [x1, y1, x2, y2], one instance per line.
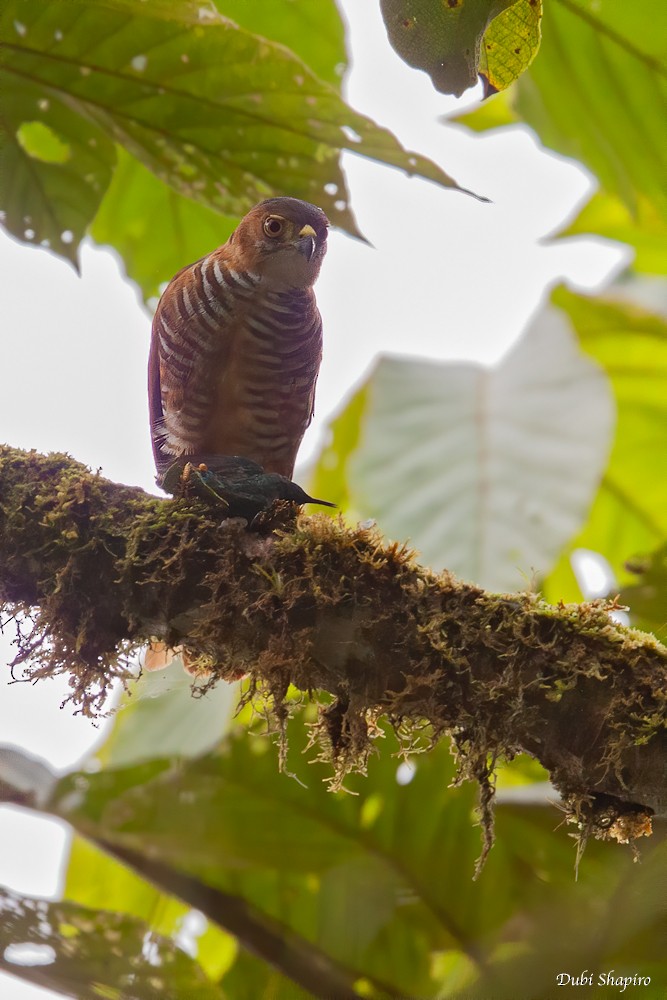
[0, 0, 469, 268]
[0, 72, 116, 264]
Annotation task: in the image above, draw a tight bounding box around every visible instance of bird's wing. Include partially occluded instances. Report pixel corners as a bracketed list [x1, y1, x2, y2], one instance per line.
[149, 252, 235, 474]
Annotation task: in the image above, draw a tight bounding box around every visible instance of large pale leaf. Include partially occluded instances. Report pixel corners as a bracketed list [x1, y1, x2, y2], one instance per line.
[0, 0, 466, 268]
[543, 287, 667, 604]
[313, 307, 614, 590]
[453, 0, 667, 218]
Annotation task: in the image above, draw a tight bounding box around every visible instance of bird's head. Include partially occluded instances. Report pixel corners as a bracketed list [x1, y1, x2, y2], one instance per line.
[231, 197, 329, 288]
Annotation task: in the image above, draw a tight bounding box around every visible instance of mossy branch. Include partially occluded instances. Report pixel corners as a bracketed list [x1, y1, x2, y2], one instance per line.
[1, 446, 666, 852]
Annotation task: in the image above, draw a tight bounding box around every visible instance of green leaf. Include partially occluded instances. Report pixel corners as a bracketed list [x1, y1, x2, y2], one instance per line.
[215, 0, 347, 90]
[561, 191, 667, 276]
[311, 307, 614, 590]
[450, 85, 517, 129]
[307, 380, 370, 521]
[90, 150, 237, 300]
[0, 886, 225, 999]
[0, 0, 467, 268]
[620, 542, 667, 639]
[478, 0, 543, 93]
[451, 0, 667, 218]
[0, 73, 115, 264]
[449, 837, 667, 998]
[47, 716, 662, 996]
[380, 0, 521, 98]
[515, 0, 667, 217]
[543, 287, 667, 603]
[96, 658, 238, 769]
[4, 713, 658, 998]
[64, 836, 237, 982]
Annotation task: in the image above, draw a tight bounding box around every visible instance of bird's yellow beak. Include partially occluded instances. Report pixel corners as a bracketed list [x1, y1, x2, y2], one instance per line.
[297, 224, 317, 262]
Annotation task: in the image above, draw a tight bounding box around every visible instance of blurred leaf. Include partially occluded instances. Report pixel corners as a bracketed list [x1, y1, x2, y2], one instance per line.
[307, 380, 370, 519]
[450, 86, 517, 129]
[311, 306, 614, 591]
[65, 836, 237, 982]
[516, 0, 667, 217]
[216, 0, 347, 89]
[0, 886, 225, 999]
[620, 542, 667, 639]
[560, 191, 667, 276]
[90, 150, 237, 300]
[43, 722, 515, 995]
[0, 0, 468, 271]
[0, 712, 656, 997]
[450, 837, 667, 999]
[379, 0, 531, 98]
[97, 658, 237, 769]
[0, 746, 57, 808]
[220, 950, 316, 1000]
[543, 287, 667, 604]
[452, 0, 667, 218]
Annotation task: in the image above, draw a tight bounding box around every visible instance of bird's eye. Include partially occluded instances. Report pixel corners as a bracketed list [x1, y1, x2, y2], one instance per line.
[263, 216, 285, 238]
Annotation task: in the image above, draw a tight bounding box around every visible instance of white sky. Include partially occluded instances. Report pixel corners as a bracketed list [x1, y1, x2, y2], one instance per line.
[0, 2, 628, 995]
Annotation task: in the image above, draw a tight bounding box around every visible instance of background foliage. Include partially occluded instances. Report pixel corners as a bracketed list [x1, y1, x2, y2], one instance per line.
[1, 0, 665, 997]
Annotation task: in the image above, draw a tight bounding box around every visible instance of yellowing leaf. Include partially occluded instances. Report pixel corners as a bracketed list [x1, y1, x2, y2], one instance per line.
[479, 0, 542, 92]
[380, 0, 519, 97]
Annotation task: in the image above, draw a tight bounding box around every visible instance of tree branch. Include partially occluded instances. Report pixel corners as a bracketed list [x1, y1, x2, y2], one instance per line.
[1, 446, 665, 851]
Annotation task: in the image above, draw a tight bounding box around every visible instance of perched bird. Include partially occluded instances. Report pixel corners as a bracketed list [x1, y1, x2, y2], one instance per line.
[161, 454, 336, 521]
[149, 197, 329, 482]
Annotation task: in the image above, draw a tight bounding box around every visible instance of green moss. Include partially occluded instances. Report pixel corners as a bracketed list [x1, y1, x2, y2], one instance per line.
[1, 446, 665, 859]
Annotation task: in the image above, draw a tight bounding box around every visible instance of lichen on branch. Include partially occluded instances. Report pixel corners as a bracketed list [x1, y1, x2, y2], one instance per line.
[1, 445, 665, 853]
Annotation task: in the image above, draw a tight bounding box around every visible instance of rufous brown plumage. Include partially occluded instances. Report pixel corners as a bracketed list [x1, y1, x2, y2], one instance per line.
[149, 197, 329, 481]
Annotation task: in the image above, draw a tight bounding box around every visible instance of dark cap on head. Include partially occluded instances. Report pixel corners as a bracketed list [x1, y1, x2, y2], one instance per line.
[256, 197, 329, 237]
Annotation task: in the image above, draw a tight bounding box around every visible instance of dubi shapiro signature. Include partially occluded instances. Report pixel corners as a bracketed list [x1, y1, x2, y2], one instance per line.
[556, 971, 651, 992]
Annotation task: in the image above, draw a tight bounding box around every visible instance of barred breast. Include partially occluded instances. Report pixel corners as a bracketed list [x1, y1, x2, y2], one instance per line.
[149, 247, 323, 480]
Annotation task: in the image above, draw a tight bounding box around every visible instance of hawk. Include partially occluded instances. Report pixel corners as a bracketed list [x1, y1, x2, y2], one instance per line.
[149, 197, 329, 483]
